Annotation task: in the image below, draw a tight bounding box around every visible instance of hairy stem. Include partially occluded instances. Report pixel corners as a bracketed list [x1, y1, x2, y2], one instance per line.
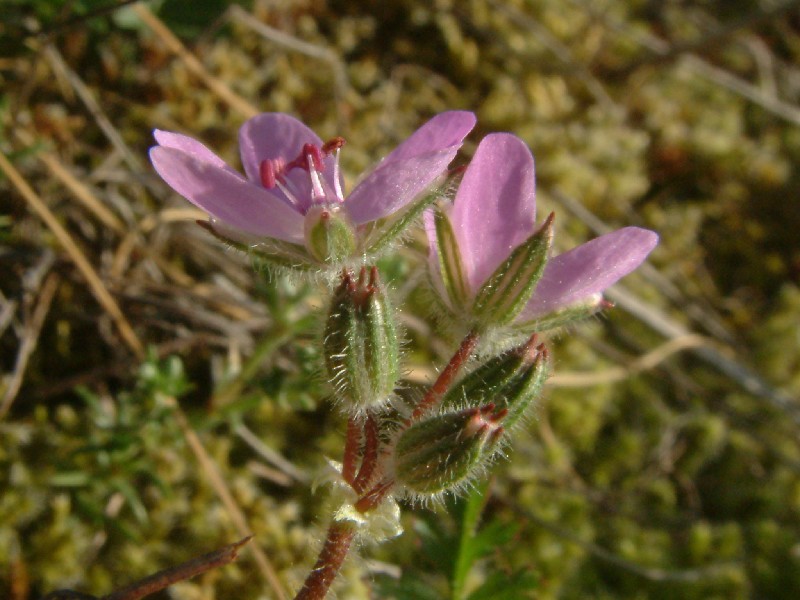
[408, 329, 480, 422]
[341, 416, 361, 486]
[293, 523, 356, 600]
[352, 413, 379, 493]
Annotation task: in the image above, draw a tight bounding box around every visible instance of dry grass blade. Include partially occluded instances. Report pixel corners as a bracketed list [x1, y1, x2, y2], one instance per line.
[0, 273, 60, 418]
[24, 135, 127, 235]
[132, 4, 259, 119]
[548, 334, 708, 388]
[0, 151, 145, 359]
[165, 397, 288, 600]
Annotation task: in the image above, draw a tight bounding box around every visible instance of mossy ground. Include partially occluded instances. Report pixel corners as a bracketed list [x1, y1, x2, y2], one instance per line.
[2, 1, 799, 598]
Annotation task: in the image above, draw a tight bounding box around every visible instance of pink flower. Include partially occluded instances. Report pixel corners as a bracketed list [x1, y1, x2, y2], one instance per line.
[149, 111, 476, 261]
[426, 133, 658, 326]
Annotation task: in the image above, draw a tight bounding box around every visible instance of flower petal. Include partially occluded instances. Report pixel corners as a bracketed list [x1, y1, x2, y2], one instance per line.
[344, 111, 476, 224]
[345, 149, 456, 224]
[239, 113, 341, 213]
[383, 111, 477, 163]
[153, 130, 230, 170]
[522, 227, 659, 319]
[149, 146, 305, 243]
[450, 133, 537, 294]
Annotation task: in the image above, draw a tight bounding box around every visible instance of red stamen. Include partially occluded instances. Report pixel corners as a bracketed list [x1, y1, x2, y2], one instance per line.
[322, 136, 346, 154]
[259, 159, 278, 189]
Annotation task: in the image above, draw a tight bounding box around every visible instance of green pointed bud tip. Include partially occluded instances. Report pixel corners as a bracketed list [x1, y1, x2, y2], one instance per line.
[499, 334, 550, 429]
[304, 204, 356, 263]
[473, 212, 555, 327]
[394, 404, 507, 495]
[324, 266, 400, 411]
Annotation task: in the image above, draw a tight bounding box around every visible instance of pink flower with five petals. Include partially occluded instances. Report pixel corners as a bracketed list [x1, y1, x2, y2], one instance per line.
[150, 111, 476, 263]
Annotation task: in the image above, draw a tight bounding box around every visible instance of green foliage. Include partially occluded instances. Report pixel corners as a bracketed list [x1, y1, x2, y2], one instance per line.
[3, 0, 800, 598]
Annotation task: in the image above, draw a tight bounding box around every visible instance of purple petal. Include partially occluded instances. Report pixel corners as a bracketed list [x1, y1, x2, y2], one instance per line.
[344, 112, 476, 224]
[150, 146, 305, 243]
[154, 130, 231, 171]
[383, 111, 477, 163]
[345, 149, 457, 224]
[450, 133, 537, 293]
[238, 113, 340, 213]
[522, 227, 659, 319]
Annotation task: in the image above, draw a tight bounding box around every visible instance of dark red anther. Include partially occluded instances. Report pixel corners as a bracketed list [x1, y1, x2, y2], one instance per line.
[322, 136, 346, 155]
[302, 143, 325, 171]
[259, 159, 278, 189]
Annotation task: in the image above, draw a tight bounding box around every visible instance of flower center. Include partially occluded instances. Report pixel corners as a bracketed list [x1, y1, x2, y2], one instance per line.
[259, 137, 346, 213]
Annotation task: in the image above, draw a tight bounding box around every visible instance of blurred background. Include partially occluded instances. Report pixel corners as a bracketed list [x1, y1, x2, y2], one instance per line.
[2, 0, 799, 598]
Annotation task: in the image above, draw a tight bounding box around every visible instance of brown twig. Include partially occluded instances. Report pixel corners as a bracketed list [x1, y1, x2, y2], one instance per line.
[103, 536, 252, 600]
[42, 537, 251, 600]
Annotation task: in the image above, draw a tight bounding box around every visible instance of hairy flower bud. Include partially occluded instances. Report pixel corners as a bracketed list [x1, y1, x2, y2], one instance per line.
[324, 267, 400, 411]
[472, 213, 554, 327]
[394, 404, 506, 495]
[304, 204, 356, 263]
[442, 334, 550, 429]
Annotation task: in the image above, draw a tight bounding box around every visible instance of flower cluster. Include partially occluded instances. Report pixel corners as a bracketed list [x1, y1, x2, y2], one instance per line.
[150, 111, 658, 598]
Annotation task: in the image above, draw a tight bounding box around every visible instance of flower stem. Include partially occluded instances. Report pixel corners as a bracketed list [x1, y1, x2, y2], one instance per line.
[293, 523, 356, 600]
[408, 329, 480, 422]
[341, 416, 361, 486]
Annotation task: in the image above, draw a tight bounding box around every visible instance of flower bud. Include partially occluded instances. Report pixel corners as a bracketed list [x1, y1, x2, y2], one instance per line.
[442, 334, 549, 429]
[324, 267, 400, 411]
[472, 213, 554, 327]
[394, 404, 506, 495]
[304, 204, 356, 263]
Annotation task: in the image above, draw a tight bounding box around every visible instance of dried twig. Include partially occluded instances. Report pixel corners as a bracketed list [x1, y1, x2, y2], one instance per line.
[42, 536, 252, 600]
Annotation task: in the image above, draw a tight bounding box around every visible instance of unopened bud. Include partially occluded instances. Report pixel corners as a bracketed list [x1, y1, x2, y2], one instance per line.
[473, 213, 554, 326]
[442, 334, 550, 429]
[394, 404, 506, 495]
[304, 204, 356, 263]
[324, 267, 400, 411]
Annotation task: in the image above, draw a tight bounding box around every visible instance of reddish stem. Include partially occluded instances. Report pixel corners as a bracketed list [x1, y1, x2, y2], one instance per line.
[408, 329, 480, 423]
[354, 478, 394, 513]
[341, 417, 361, 486]
[293, 523, 356, 600]
[352, 413, 379, 493]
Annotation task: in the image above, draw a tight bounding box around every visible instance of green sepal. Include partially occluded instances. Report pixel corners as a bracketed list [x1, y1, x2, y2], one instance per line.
[304, 204, 356, 264]
[196, 220, 317, 271]
[394, 405, 505, 495]
[442, 335, 550, 429]
[365, 189, 440, 257]
[323, 267, 400, 411]
[434, 209, 470, 311]
[472, 213, 554, 327]
[514, 293, 606, 333]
